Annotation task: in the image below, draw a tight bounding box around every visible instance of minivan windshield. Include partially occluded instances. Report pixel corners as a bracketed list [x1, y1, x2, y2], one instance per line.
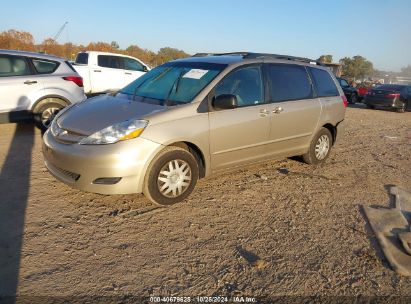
[118, 61, 227, 105]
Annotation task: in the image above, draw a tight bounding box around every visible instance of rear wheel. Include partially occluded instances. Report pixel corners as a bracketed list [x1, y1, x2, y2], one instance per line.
[143, 146, 199, 206]
[33, 98, 67, 131]
[303, 128, 333, 165]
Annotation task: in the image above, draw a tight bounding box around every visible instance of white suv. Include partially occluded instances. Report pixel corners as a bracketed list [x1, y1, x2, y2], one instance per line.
[0, 50, 86, 130]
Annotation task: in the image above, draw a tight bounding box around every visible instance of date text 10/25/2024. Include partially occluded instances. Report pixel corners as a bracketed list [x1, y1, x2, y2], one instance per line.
[149, 296, 257, 303]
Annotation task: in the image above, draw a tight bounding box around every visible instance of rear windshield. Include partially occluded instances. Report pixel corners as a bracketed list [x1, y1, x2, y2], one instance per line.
[375, 84, 405, 91]
[75, 53, 89, 65]
[119, 61, 227, 105]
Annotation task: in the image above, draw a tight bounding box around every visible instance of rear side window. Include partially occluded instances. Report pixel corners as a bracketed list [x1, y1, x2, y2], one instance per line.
[310, 67, 339, 97]
[32, 59, 59, 74]
[98, 55, 121, 69]
[124, 57, 144, 71]
[0, 55, 31, 77]
[75, 53, 89, 64]
[267, 64, 313, 102]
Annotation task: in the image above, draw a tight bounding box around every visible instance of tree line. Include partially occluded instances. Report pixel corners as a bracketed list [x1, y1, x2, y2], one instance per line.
[1, 29, 410, 78]
[318, 54, 411, 81]
[0, 29, 190, 67]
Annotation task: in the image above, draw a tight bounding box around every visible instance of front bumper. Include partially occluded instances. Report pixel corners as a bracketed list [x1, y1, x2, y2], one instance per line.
[42, 129, 163, 194]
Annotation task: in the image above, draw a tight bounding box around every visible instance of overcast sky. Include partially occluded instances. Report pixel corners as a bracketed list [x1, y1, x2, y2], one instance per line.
[1, 0, 410, 71]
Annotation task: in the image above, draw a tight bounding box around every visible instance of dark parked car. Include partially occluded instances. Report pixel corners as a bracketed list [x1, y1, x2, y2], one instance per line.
[363, 84, 411, 112]
[337, 77, 359, 104]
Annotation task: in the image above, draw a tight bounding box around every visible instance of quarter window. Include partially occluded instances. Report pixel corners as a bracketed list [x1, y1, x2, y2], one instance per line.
[0, 55, 30, 77]
[98, 55, 122, 69]
[32, 59, 59, 74]
[124, 57, 144, 71]
[214, 66, 263, 107]
[267, 64, 313, 102]
[310, 67, 339, 97]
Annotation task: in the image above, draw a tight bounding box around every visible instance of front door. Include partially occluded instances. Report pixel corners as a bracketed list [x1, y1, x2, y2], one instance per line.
[209, 65, 271, 171]
[123, 57, 146, 87]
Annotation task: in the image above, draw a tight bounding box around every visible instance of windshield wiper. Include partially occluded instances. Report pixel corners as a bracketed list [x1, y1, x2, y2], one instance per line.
[165, 70, 185, 106]
[132, 76, 152, 101]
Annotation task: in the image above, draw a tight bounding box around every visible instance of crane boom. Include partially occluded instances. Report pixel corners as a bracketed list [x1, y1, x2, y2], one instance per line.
[53, 22, 68, 41]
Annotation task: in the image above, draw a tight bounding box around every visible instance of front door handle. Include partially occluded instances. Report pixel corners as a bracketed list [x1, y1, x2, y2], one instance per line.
[24, 80, 37, 85]
[125, 72, 132, 75]
[259, 109, 269, 117]
[273, 106, 283, 114]
[93, 70, 101, 72]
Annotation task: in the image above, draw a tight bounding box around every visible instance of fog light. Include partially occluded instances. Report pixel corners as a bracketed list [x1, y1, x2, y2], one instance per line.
[93, 177, 122, 185]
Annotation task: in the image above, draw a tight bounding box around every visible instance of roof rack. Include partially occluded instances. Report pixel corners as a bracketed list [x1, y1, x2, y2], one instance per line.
[191, 52, 324, 66]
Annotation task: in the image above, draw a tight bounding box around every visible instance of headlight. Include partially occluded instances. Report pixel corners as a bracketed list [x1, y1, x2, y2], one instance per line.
[50, 104, 75, 136]
[79, 119, 148, 145]
[50, 116, 64, 136]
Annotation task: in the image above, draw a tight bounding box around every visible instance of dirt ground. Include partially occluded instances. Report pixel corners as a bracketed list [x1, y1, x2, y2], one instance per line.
[0, 105, 410, 303]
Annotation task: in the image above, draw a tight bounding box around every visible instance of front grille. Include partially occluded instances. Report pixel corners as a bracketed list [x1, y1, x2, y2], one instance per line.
[47, 161, 80, 182]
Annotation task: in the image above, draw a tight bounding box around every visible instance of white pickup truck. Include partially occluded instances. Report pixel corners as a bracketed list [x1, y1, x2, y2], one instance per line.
[73, 51, 150, 94]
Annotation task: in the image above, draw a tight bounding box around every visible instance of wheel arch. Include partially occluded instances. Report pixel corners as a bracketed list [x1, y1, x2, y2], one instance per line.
[31, 94, 71, 112]
[321, 123, 337, 145]
[167, 141, 206, 178]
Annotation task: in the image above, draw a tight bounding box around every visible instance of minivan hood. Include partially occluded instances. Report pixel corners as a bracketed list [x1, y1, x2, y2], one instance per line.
[57, 94, 166, 135]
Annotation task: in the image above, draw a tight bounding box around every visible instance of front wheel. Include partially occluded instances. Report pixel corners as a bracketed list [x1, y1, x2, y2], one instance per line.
[143, 146, 199, 206]
[33, 98, 67, 131]
[303, 128, 333, 165]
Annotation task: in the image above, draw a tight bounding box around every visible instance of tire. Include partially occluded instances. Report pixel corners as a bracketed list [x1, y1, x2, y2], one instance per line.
[303, 128, 333, 165]
[350, 93, 358, 104]
[143, 146, 199, 206]
[33, 98, 67, 132]
[397, 102, 406, 113]
[366, 104, 375, 109]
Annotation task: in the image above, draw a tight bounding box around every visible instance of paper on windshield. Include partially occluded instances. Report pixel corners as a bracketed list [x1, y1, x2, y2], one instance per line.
[183, 69, 209, 79]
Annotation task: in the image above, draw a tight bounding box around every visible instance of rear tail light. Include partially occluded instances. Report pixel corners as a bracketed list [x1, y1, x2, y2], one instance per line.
[63, 76, 83, 87]
[342, 95, 348, 107]
[385, 93, 400, 98]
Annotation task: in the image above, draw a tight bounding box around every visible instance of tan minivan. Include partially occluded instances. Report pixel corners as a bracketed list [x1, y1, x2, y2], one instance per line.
[42, 53, 346, 205]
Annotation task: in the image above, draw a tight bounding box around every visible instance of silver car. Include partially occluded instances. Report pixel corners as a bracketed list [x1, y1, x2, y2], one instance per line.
[42, 53, 346, 205]
[0, 50, 86, 130]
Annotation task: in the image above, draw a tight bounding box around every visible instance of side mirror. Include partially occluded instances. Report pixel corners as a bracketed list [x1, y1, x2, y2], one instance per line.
[143, 66, 148, 72]
[213, 94, 238, 110]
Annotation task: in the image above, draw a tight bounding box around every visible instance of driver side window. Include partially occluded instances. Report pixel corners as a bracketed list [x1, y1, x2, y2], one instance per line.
[214, 65, 263, 107]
